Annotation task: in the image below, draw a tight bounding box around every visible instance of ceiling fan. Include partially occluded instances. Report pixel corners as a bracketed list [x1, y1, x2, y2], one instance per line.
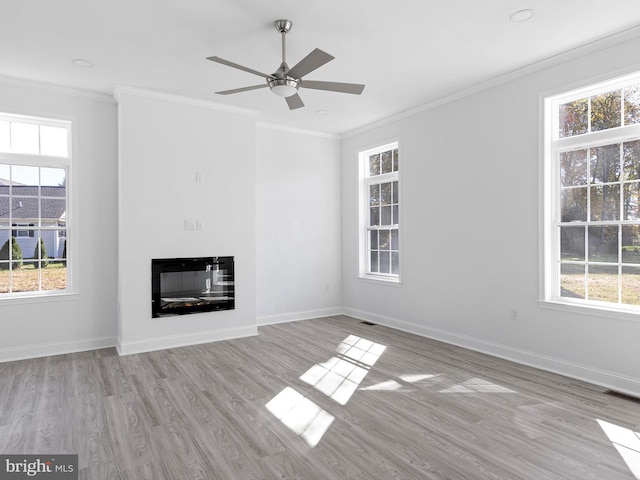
[206, 19, 365, 110]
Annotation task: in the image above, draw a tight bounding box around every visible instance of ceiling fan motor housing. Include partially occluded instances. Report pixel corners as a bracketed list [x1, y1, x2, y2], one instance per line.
[268, 62, 299, 97]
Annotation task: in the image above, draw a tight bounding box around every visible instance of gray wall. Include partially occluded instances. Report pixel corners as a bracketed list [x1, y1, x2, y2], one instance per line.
[341, 36, 640, 395]
[256, 125, 342, 324]
[0, 80, 118, 360]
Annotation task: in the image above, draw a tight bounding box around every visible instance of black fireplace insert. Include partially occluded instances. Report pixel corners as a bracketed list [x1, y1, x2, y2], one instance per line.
[151, 256, 234, 318]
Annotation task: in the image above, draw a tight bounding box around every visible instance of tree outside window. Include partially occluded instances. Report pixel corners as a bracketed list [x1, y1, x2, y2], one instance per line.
[546, 76, 640, 310]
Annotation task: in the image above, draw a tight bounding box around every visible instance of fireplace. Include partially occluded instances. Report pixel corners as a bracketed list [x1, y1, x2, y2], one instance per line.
[151, 256, 234, 318]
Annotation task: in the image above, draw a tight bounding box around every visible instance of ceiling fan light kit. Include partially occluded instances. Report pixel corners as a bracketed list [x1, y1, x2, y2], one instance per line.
[206, 19, 365, 110]
[268, 78, 299, 98]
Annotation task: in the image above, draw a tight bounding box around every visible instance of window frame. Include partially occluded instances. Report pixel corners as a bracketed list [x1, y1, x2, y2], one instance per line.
[542, 71, 640, 316]
[0, 112, 73, 299]
[358, 141, 401, 283]
[12, 224, 34, 238]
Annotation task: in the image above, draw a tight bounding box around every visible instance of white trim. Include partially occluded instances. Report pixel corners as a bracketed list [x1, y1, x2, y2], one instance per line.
[554, 124, 640, 152]
[257, 307, 343, 326]
[548, 70, 640, 106]
[0, 74, 115, 104]
[541, 70, 640, 313]
[0, 152, 71, 168]
[3, 307, 640, 397]
[342, 25, 640, 139]
[359, 141, 400, 280]
[0, 336, 116, 363]
[341, 307, 640, 398]
[112, 85, 259, 117]
[539, 299, 640, 323]
[115, 325, 258, 356]
[256, 122, 340, 140]
[539, 63, 640, 110]
[356, 276, 402, 287]
[0, 112, 74, 298]
[539, 93, 553, 304]
[0, 292, 78, 305]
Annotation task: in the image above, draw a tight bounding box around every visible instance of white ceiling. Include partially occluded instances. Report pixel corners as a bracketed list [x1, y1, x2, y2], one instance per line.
[2, 1, 640, 135]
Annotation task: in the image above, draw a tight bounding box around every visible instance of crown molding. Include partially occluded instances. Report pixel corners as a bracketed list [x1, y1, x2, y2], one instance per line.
[0, 74, 115, 104]
[113, 85, 259, 117]
[256, 121, 340, 140]
[342, 24, 640, 139]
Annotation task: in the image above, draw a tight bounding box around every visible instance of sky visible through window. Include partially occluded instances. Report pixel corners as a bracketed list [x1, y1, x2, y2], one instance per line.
[0, 119, 68, 159]
[0, 164, 65, 187]
[0, 119, 68, 187]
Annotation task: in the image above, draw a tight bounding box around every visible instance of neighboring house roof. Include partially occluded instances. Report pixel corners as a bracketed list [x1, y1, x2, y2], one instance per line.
[0, 178, 26, 186]
[0, 185, 66, 221]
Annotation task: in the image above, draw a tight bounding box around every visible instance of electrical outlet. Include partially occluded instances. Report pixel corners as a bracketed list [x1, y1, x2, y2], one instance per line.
[510, 308, 518, 321]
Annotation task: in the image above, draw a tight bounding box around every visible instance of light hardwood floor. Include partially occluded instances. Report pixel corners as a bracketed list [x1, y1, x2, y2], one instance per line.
[1, 315, 639, 479]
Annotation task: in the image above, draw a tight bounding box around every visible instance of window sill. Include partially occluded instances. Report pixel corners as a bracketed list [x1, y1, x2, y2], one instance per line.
[538, 299, 640, 323]
[0, 291, 79, 306]
[357, 275, 402, 287]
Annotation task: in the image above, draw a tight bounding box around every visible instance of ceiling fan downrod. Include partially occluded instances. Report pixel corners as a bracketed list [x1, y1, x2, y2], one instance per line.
[270, 19, 298, 97]
[274, 19, 293, 66]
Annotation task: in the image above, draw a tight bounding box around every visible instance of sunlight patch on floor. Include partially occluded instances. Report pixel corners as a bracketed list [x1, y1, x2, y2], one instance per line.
[265, 334, 387, 447]
[265, 387, 335, 448]
[360, 380, 403, 391]
[300, 335, 386, 405]
[400, 374, 441, 383]
[597, 418, 640, 479]
[438, 377, 517, 394]
[361, 373, 443, 391]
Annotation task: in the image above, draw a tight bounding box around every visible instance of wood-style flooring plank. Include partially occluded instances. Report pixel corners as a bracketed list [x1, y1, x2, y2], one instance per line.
[1, 315, 640, 479]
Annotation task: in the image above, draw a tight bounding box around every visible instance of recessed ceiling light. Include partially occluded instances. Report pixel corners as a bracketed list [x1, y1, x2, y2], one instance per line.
[315, 110, 328, 115]
[72, 58, 94, 68]
[509, 9, 535, 22]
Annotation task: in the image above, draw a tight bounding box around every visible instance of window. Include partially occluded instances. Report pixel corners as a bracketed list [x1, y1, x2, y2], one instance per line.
[543, 72, 640, 312]
[12, 223, 34, 237]
[0, 113, 71, 296]
[359, 142, 400, 281]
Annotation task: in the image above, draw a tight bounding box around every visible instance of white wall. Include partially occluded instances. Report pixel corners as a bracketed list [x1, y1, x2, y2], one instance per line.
[115, 88, 258, 354]
[341, 36, 640, 396]
[5, 34, 639, 397]
[0, 80, 344, 360]
[0, 79, 118, 360]
[256, 125, 342, 324]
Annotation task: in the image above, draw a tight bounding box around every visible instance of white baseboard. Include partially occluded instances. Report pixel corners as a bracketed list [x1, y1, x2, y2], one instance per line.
[116, 325, 258, 356]
[0, 336, 116, 363]
[4, 306, 638, 399]
[342, 307, 640, 398]
[257, 307, 343, 326]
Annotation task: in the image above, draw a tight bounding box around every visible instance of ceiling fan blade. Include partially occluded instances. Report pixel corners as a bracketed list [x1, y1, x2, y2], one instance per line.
[215, 84, 268, 95]
[288, 48, 334, 79]
[285, 93, 305, 110]
[301, 80, 365, 95]
[206, 56, 274, 80]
